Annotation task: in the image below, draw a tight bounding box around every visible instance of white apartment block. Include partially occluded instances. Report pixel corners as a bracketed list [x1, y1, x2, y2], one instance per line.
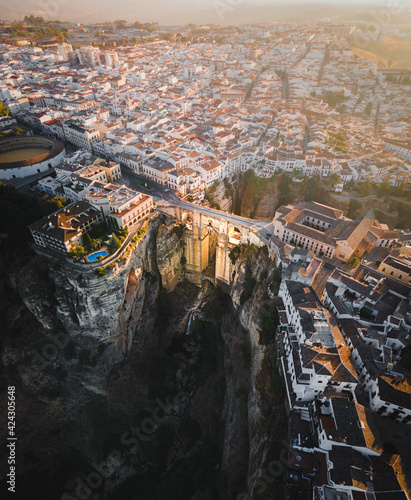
[77, 47, 119, 68]
[116, 152, 144, 174]
[86, 185, 154, 229]
[62, 122, 100, 152]
[280, 280, 358, 403]
[97, 51, 119, 68]
[77, 47, 99, 66]
[57, 43, 74, 62]
[384, 138, 411, 162]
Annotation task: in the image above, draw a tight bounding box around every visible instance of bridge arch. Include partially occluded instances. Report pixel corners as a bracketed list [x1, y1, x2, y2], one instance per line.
[181, 212, 193, 229]
[200, 225, 218, 280]
[228, 226, 242, 245]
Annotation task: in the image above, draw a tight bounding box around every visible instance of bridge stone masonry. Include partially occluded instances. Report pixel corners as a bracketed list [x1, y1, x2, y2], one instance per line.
[158, 203, 275, 286]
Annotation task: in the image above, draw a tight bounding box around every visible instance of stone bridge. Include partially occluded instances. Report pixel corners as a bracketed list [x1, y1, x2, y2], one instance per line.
[158, 204, 274, 286]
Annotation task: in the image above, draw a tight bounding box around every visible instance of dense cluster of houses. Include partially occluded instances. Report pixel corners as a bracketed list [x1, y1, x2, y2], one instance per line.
[269, 201, 411, 498]
[1, 23, 410, 199]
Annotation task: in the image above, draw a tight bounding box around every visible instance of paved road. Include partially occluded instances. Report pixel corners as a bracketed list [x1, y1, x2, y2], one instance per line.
[115, 168, 178, 204]
[3, 168, 56, 190]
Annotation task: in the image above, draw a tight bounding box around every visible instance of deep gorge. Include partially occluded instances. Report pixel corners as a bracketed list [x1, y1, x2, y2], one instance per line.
[0, 214, 286, 500]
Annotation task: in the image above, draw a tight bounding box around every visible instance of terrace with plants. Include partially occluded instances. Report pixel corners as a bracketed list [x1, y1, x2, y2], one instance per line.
[67, 222, 129, 263]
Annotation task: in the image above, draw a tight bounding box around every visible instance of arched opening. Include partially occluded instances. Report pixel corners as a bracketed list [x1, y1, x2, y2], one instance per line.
[229, 227, 241, 245]
[181, 212, 192, 229]
[201, 227, 217, 280]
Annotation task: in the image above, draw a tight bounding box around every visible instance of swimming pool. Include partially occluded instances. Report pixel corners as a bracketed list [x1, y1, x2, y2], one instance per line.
[85, 249, 109, 263]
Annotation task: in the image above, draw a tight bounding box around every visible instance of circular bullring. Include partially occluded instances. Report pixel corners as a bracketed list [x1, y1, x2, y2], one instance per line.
[0, 135, 66, 180]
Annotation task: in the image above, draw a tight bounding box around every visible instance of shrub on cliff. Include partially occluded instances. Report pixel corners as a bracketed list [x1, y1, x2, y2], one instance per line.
[203, 286, 229, 320]
[258, 304, 279, 346]
[172, 224, 184, 239]
[228, 246, 240, 265]
[269, 263, 282, 296]
[95, 267, 105, 276]
[240, 268, 256, 305]
[269, 373, 284, 396]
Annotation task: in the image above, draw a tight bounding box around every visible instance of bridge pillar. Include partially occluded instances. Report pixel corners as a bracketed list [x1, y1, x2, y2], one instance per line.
[182, 211, 204, 285]
[215, 219, 231, 285]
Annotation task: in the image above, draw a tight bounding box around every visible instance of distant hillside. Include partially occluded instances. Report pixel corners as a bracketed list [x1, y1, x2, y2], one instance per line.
[1, 1, 406, 26]
[339, 8, 411, 25]
[351, 36, 411, 69]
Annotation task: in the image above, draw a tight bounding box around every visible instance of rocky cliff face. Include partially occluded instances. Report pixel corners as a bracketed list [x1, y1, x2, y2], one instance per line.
[156, 222, 183, 292]
[227, 247, 283, 497]
[1, 214, 284, 499]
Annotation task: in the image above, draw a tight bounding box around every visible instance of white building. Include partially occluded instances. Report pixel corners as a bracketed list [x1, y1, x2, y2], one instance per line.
[280, 280, 358, 403]
[57, 43, 74, 62]
[62, 122, 100, 152]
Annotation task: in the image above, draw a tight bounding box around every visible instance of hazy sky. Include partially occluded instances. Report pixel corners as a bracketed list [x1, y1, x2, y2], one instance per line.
[1, 0, 406, 25]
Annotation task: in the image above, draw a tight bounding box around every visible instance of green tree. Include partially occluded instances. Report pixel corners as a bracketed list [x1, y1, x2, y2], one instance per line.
[345, 180, 355, 191]
[0, 102, 9, 116]
[45, 196, 66, 214]
[347, 199, 362, 219]
[270, 263, 282, 296]
[277, 173, 291, 204]
[118, 226, 128, 238]
[240, 268, 256, 305]
[68, 246, 85, 261]
[358, 180, 372, 197]
[109, 234, 122, 252]
[82, 232, 93, 249]
[348, 256, 360, 268]
[304, 175, 328, 204]
[377, 180, 391, 197]
[329, 173, 341, 187]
